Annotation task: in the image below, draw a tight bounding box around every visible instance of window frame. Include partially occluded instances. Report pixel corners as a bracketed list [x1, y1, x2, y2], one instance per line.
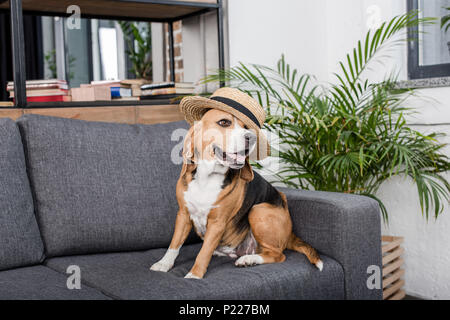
[407, 0, 450, 79]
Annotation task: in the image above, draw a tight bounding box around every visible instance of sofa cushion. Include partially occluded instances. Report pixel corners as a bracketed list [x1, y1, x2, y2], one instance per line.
[17, 115, 196, 257]
[0, 265, 110, 300]
[45, 244, 345, 300]
[0, 118, 44, 271]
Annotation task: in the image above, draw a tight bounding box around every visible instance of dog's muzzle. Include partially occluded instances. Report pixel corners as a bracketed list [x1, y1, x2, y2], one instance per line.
[214, 133, 256, 169]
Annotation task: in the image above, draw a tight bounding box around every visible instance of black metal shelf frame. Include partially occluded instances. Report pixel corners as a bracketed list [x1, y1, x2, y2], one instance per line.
[6, 0, 225, 108]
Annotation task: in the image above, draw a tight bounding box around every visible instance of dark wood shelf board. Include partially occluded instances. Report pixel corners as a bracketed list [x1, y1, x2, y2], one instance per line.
[0, 0, 218, 22]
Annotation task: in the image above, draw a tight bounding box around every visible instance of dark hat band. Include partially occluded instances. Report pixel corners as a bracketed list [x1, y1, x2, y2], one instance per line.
[210, 96, 261, 129]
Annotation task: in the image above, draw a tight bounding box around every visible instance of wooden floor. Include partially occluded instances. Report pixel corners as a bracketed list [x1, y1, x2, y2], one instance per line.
[0, 104, 185, 125]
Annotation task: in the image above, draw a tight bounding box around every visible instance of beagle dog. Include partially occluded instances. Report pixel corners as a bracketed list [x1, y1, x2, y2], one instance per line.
[150, 109, 322, 279]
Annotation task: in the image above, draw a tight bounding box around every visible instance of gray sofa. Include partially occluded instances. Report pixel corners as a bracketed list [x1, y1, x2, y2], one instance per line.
[0, 114, 382, 300]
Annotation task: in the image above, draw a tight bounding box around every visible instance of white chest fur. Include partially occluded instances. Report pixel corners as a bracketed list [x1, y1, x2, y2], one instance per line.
[184, 161, 227, 238]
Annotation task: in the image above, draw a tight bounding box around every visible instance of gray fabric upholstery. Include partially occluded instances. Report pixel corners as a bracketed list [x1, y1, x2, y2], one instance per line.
[279, 188, 382, 300]
[17, 115, 196, 257]
[45, 244, 345, 300]
[0, 265, 110, 300]
[0, 118, 44, 271]
[4, 115, 381, 300]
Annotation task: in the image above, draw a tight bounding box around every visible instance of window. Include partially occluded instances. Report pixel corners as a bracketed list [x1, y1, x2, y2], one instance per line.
[408, 0, 450, 79]
[41, 17, 151, 87]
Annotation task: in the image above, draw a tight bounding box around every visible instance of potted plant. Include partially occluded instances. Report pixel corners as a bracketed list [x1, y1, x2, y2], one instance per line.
[119, 21, 152, 81]
[204, 11, 449, 222]
[441, 7, 450, 55]
[205, 12, 449, 299]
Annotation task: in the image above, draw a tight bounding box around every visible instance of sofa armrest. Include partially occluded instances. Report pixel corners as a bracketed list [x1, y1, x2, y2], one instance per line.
[278, 187, 383, 300]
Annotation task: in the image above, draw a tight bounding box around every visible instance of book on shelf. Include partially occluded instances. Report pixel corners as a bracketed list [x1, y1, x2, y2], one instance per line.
[120, 79, 151, 86]
[25, 95, 72, 103]
[141, 87, 194, 96]
[140, 82, 195, 91]
[111, 87, 132, 98]
[9, 89, 69, 98]
[140, 93, 184, 101]
[7, 79, 68, 90]
[6, 79, 70, 103]
[111, 96, 140, 101]
[85, 80, 123, 88]
[78, 80, 137, 99]
[7, 82, 69, 91]
[71, 86, 111, 102]
[121, 79, 151, 97]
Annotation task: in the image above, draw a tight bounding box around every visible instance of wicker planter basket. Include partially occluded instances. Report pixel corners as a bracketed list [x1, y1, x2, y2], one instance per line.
[382, 236, 405, 300]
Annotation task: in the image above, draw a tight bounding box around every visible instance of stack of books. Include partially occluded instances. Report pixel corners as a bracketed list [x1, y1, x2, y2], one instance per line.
[140, 82, 195, 100]
[7, 79, 70, 102]
[120, 79, 151, 98]
[72, 80, 153, 101]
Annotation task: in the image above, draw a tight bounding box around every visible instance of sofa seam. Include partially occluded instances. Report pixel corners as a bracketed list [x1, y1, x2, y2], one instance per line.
[15, 119, 48, 264]
[43, 262, 121, 300]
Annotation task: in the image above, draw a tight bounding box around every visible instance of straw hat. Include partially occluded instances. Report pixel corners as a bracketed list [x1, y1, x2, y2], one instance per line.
[180, 87, 270, 160]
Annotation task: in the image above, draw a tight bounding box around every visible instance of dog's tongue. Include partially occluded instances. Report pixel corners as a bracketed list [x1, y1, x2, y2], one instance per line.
[236, 154, 246, 163]
[226, 153, 246, 163]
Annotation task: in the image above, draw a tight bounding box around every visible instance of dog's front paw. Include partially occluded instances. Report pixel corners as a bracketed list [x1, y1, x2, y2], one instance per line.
[184, 272, 201, 279]
[150, 260, 173, 272]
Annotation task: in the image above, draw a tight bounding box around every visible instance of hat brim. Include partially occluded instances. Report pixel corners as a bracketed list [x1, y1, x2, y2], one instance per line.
[180, 95, 270, 160]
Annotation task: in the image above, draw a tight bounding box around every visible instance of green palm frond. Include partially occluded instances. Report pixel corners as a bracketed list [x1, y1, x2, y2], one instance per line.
[202, 12, 449, 222]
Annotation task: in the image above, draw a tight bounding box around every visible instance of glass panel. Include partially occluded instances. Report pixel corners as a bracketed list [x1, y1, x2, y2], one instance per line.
[13, 16, 156, 103]
[65, 19, 91, 88]
[41, 18, 137, 85]
[98, 26, 119, 80]
[418, 0, 450, 66]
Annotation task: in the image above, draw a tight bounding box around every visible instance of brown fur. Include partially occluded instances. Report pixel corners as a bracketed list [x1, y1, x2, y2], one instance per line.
[168, 109, 321, 278]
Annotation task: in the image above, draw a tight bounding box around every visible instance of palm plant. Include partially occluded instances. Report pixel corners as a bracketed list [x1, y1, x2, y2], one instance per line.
[119, 22, 152, 80]
[203, 12, 449, 222]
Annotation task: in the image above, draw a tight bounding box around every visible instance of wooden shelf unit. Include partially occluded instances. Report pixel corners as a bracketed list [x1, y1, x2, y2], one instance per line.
[1, 0, 225, 117]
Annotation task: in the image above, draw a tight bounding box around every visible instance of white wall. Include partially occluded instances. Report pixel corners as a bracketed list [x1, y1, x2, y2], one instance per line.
[228, 0, 450, 299]
[182, 11, 221, 93]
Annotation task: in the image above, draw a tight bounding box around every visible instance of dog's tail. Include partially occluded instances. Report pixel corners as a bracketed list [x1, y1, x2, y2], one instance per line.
[287, 233, 323, 271]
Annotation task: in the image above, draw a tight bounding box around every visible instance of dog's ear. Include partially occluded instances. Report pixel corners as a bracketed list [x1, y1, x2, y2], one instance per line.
[240, 157, 254, 182]
[180, 125, 197, 177]
[182, 125, 195, 162]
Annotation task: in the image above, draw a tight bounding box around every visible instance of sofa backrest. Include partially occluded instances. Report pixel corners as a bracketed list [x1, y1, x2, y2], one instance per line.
[17, 114, 193, 257]
[0, 118, 45, 270]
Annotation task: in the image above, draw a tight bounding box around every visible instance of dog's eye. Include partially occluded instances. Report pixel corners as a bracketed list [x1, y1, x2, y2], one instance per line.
[217, 119, 232, 127]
